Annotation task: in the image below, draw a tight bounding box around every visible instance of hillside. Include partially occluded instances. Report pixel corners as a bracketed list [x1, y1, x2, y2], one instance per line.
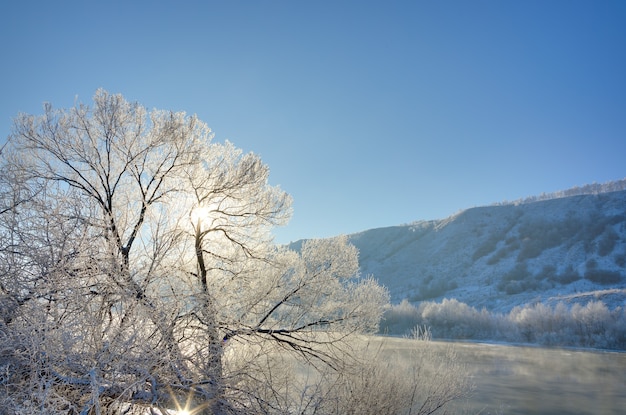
[296, 185, 626, 314]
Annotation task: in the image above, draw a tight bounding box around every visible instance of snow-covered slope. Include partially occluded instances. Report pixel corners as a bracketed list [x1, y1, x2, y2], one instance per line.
[302, 188, 626, 313]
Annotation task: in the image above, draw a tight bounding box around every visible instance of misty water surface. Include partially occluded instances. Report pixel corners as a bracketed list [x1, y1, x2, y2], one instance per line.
[383, 338, 626, 415]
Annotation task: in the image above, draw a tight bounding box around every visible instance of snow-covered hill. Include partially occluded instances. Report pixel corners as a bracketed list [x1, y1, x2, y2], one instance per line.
[297, 185, 626, 313]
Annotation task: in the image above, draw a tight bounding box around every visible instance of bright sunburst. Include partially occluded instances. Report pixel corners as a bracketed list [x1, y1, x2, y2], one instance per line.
[164, 386, 205, 415]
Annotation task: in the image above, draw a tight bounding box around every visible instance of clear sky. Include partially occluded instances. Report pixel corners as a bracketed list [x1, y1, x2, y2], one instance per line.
[2, 1, 625, 244]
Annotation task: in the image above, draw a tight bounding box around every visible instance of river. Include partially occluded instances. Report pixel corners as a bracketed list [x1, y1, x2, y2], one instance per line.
[381, 337, 626, 415]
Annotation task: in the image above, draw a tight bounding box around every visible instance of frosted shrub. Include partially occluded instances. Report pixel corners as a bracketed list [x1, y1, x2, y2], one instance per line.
[385, 298, 626, 349]
[504, 301, 626, 349]
[419, 299, 496, 339]
[380, 299, 421, 334]
[570, 301, 612, 347]
[507, 302, 570, 344]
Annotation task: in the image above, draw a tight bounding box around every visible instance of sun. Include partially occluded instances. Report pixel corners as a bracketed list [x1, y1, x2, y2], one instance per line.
[165, 386, 202, 415]
[190, 205, 213, 226]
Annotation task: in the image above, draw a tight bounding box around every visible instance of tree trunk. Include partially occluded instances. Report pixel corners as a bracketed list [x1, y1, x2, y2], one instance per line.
[196, 224, 226, 414]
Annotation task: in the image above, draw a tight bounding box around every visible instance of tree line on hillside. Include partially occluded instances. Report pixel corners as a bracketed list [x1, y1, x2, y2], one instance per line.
[494, 178, 626, 206]
[382, 298, 626, 350]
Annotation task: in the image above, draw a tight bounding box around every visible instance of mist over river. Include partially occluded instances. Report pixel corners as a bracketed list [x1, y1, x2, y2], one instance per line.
[381, 338, 626, 415]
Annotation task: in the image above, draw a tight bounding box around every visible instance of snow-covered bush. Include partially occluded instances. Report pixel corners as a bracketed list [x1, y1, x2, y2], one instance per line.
[384, 298, 626, 349]
[380, 299, 421, 334]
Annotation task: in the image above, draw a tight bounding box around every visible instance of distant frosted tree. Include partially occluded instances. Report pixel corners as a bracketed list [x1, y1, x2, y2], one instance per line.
[0, 90, 389, 414]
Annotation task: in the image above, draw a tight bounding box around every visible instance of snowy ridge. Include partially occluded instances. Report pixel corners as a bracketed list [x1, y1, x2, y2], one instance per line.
[296, 186, 626, 314]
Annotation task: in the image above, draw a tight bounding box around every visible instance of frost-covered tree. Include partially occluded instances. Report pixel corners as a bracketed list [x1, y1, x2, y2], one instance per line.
[0, 90, 389, 414]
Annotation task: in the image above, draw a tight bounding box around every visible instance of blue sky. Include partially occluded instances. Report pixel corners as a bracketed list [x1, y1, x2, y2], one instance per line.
[2, 1, 625, 244]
